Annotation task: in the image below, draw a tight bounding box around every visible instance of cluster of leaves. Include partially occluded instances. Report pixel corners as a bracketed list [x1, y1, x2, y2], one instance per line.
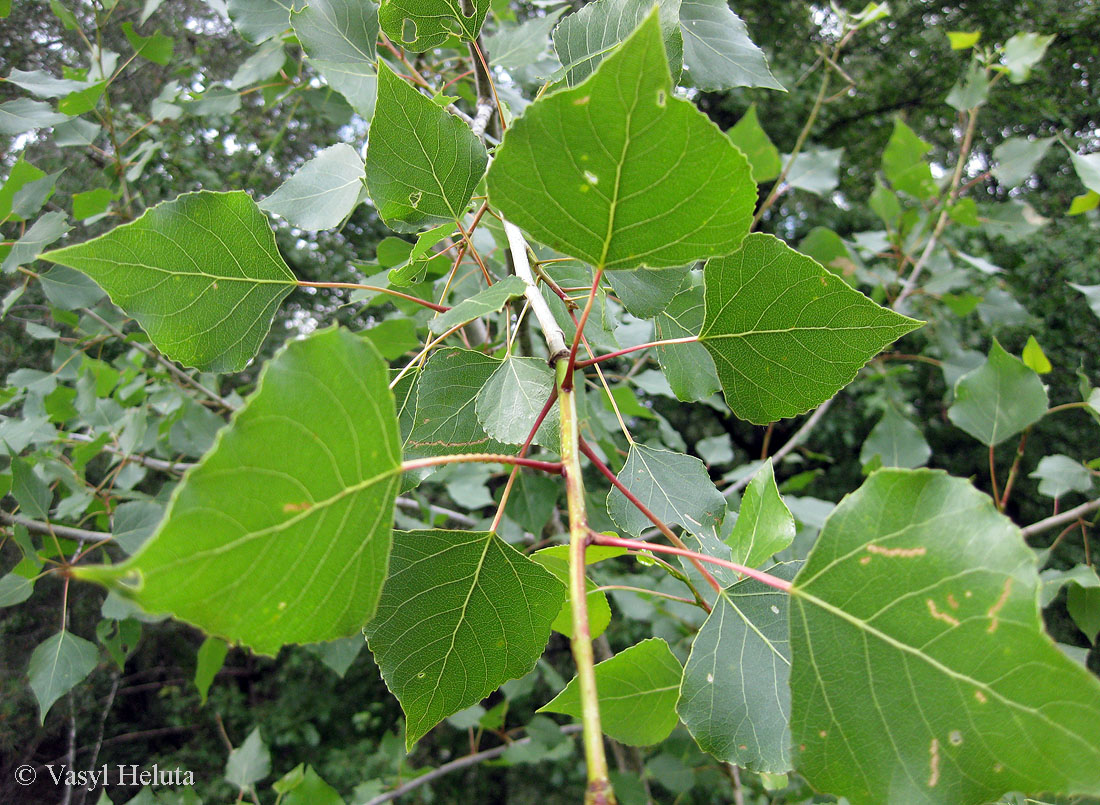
[2, 0, 1100, 803]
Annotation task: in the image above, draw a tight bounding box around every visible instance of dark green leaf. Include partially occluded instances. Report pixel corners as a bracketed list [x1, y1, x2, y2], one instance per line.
[607, 443, 725, 537]
[378, 0, 488, 52]
[429, 275, 526, 334]
[405, 348, 505, 458]
[195, 636, 228, 704]
[726, 103, 781, 182]
[947, 340, 1048, 446]
[28, 630, 98, 723]
[654, 283, 720, 401]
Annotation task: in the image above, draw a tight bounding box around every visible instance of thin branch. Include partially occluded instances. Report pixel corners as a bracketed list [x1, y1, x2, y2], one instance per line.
[1, 511, 113, 543]
[490, 388, 559, 533]
[1019, 499, 1100, 539]
[363, 725, 583, 805]
[65, 431, 193, 473]
[299, 280, 450, 313]
[724, 398, 834, 497]
[504, 220, 568, 358]
[574, 336, 698, 368]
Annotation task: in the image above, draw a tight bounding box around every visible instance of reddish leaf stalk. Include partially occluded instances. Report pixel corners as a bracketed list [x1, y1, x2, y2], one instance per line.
[574, 336, 698, 368]
[489, 387, 559, 533]
[561, 268, 604, 390]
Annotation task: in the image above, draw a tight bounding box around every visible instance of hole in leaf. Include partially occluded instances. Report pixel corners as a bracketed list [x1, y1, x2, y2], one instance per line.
[656, 89, 666, 107]
[409, 190, 423, 208]
[584, 171, 598, 185]
[401, 17, 417, 44]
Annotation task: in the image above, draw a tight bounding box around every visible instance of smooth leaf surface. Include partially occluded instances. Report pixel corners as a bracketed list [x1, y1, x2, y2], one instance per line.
[678, 563, 798, 771]
[860, 406, 932, 468]
[474, 355, 559, 448]
[790, 469, 1100, 805]
[1028, 454, 1093, 499]
[654, 283, 721, 402]
[700, 234, 921, 424]
[75, 328, 401, 655]
[0, 98, 69, 135]
[489, 11, 755, 271]
[726, 458, 795, 568]
[726, 103, 781, 182]
[541, 638, 681, 746]
[367, 63, 487, 233]
[259, 143, 365, 231]
[883, 119, 937, 199]
[607, 267, 686, 318]
[405, 348, 505, 458]
[29, 630, 98, 723]
[1, 210, 70, 274]
[678, 0, 782, 91]
[195, 636, 229, 705]
[228, 0, 305, 42]
[378, 0, 488, 51]
[487, 8, 564, 70]
[947, 340, 1048, 446]
[607, 443, 725, 537]
[992, 137, 1054, 188]
[42, 191, 296, 372]
[365, 530, 565, 748]
[225, 727, 271, 789]
[552, 0, 683, 86]
[530, 549, 611, 640]
[292, 0, 379, 115]
[429, 275, 526, 334]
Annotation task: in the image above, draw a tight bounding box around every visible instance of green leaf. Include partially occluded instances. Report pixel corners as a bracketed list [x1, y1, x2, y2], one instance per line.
[367, 63, 487, 233]
[405, 348, 506, 458]
[789, 469, 1100, 805]
[1, 211, 71, 274]
[1069, 283, 1100, 322]
[56, 81, 105, 116]
[228, 0, 305, 43]
[195, 636, 228, 705]
[699, 234, 921, 425]
[991, 137, 1054, 188]
[0, 158, 47, 221]
[678, 563, 798, 771]
[607, 443, 725, 537]
[292, 0, 379, 115]
[784, 147, 842, 195]
[28, 630, 98, 723]
[365, 530, 565, 749]
[654, 283, 720, 402]
[225, 727, 271, 790]
[505, 472, 560, 534]
[228, 39, 287, 89]
[0, 572, 34, 607]
[947, 31, 981, 50]
[947, 340, 1048, 446]
[946, 58, 989, 111]
[259, 143, 365, 231]
[6, 68, 91, 98]
[122, 22, 174, 64]
[883, 118, 937, 199]
[378, 0, 488, 52]
[1028, 455, 1093, 499]
[1021, 335, 1052, 374]
[72, 187, 114, 220]
[74, 328, 401, 655]
[727, 104, 781, 183]
[12, 458, 51, 519]
[0, 98, 69, 135]
[1001, 32, 1055, 83]
[1068, 190, 1100, 216]
[726, 458, 795, 568]
[475, 355, 559, 448]
[860, 406, 932, 469]
[38, 265, 105, 310]
[678, 0, 783, 90]
[489, 10, 755, 271]
[1068, 584, 1100, 643]
[530, 549, 611, 640]
[42, 191, 296, 373]
[1067, 149, 1100, 195]
[280, 766, 344, 805]
[541, 638, 681, 746]
[361, 318, 418, 360]
[799, 226, 857, 277]
[552, 0, 683, 86]
[486, 8, 564, 70]
[606, 267, 686, 318]
[429, 275, 526, 334]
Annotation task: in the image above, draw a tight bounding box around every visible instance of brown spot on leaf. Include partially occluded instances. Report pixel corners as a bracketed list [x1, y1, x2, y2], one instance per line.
[986, 578, 1012, 633]
[928, 738, 940, 787]
[927, 599, 960, 627]
[866, 543, 926, 558]
[282, 501, 312, 513]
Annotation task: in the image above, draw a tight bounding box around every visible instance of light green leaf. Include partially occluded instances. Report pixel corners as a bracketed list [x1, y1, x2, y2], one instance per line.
[726, 458, 795, 568]
[1002, 32, 1055, 83]
[307, 635, 364, 677]
[860, 406, 932, 469]
[530, 549, 611, 640]
[72, 187, 114, 220]
[1069, 283, 1100, 322]
[553, 0, 683, 86]
[365, 529, 564, 749]
[228, 0, 305, 43]
[42, 191, 296, 373]
[12, 458, 51, 519]
[75, 328, 401, 656]
[606, 267, 686, 318]
[361, 318, 418, 360]
[378, 0, 488, 51]
[654, 283, 720, 402]
[789, 469, 1100, 805]
[678, 563, 798, 771]
[367, 63, 487, 233]
[0, 159, 47, 221]
[122, 22, 174, 64]
[12, 169, 61, 220]
[699, 234, 921, 425]
[992, 137, 1054, 188]
[292, 0, 379, 114]
[607, 443, 725, 537]
[28, 630, 98, 723]
[0, 572, 34, 607]
[883, 119, 937, 199]
[38, 265, 105, 310]
[259, 143, 365, 231]
[489, 11, 755, 271]
[784, 147, 843, 195]
[5, 68, 91, 98]
[225, 727, 271, 789]
[475, 355, 559, 448]
[1067, 149, 1100, 195]
[946, 58, 989, 111]
[195, 636, 228, 705]
[1068, 190, 1099, 216]
[405, 348, 506, 458]
[799, 226, 857, 277]
[947, 31, 980, 50]
[1039, 564, 1099, 608]
[1021, 335, 1052, 374]
[947, 340, 1048, 446]
[1, 211, 70, 274]
[280, 766, 344, 805]
[678, 0, 782, 90]
[229, 39, 287, 89]
[727, 103, 781, 183]
[112, 500, 163, 555]
[0, 98, 69, 135]
[429, 275, 526, 334]
[1029, 455, 1093, 499]
[541, 638, 681, 746]
[487, 8, 564, 70]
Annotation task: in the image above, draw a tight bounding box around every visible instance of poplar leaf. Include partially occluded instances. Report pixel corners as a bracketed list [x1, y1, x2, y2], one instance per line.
[429, 275, 526, 334]
[42, 191, 297, 372]
[378, 0, 489, 52]
[74, 328, 401, 655]
[607, 444, 725, 537]
[259, 143, 365, 231]
[489, 10, 755, 271]
[365, 530, 565, 749]
[790, 469, 1100, 805]
[405, 348, 506, 458]
[29, 631, 98, 723]
[947, 340, 1048, 446]
[726, 458, 795, 568]
[654, 283, 720, 402]
[883, 119, 937, 199]
[678, 0, 783, 91]
[699, 234, 921, 425]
